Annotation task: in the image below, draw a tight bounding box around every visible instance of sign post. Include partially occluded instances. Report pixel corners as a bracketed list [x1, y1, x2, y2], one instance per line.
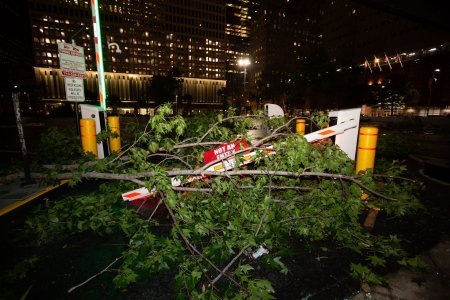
[12, 91, 33, 185]
[58, 42, 86, 134]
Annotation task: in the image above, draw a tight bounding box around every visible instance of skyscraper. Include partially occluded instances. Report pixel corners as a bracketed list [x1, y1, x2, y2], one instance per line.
[225, 0, 259, 97]
[250, 0, 322, 103]
[26, 0, 228, 111]
[28, 0, 226, 78]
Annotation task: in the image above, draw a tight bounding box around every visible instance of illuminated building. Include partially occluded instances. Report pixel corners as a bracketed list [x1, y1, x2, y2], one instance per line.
[250, 0, 322, 95]
[320, 0, 450, 65]
[27, 0, 227, 110]
[225, 0, 259, 96]
[319, 0, 450, 110]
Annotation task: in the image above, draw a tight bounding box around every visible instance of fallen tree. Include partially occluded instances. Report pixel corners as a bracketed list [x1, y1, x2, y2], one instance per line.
[19, 105, 424, 298]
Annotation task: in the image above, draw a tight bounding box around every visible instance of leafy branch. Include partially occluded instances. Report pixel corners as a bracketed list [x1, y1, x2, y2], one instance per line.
[17, 104, 424, 298]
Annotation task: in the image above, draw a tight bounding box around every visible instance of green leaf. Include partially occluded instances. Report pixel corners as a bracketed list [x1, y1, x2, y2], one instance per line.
[368, 255, 386, 267]
[236, 264, 254, 275]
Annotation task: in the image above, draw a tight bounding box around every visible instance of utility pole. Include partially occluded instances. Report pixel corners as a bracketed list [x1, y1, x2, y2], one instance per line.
[12, 89, 33, 185]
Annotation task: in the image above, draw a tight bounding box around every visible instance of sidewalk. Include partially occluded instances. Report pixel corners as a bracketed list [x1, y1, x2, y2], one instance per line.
[352, 237, 450, 300]
[352, 155, 450, 299]
[0, 179, 68, 216]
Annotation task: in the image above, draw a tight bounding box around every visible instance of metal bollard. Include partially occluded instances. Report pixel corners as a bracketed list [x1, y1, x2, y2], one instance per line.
[355, 127, 378, 174]
[80, 119, 98, 158]
[296, 119, 305, 135]
[108, 116, 121, 153]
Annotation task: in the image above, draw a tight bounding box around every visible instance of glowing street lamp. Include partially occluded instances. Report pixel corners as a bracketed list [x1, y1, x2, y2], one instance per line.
[237, 58, 250, 97]
[427, 68, 440, 116]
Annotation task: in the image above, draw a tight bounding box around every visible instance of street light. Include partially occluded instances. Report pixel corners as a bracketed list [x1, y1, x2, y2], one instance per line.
[427, 68, 440, 117]
[237, 58, 250, 98]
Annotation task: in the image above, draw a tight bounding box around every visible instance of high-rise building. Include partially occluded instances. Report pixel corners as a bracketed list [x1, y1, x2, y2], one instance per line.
[28, 0, 227, 78]
[225, 0, 259, 96]
[250, 0, 322, 100]
[319, 0, 450, 110]
[26, 0, 228, 112]
[248, 0, 450, 111]
[320, 0, 450, 65]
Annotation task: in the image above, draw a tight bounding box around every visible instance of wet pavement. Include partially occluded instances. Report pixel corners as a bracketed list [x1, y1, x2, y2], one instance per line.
[352, 154, 450, 300]
[352, 238, 450, 300]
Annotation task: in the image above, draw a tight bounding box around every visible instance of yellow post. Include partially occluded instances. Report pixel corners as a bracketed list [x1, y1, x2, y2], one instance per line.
[355, 127, 378, 174]
[355, 127, 380, 230]
[296, 119, 305, 135]
[80, 119, 98, 158]
[108, 116, 121, 153]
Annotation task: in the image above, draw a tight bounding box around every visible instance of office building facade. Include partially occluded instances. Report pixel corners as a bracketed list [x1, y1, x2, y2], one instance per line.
[27, 0, 227, 111]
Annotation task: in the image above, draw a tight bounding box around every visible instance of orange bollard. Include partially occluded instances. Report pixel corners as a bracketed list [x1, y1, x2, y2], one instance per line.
[296, 119, 305, 135]
[355, 127, 378, 174]
[363, 205, 381, 231]
[80, 119, 98, 158]
[108, 116, 121, 153]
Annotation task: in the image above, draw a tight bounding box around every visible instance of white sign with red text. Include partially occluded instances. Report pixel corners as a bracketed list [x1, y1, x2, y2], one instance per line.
[58, 42, 87, 78]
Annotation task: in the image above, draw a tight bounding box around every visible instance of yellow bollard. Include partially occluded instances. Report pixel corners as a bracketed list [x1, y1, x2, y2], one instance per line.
[80, 119, 98, 158]
[296, 119, 305, 135]
[355, 127, 380, 230]
[355, 127, 378, 174]
[108, 116, 121, 153]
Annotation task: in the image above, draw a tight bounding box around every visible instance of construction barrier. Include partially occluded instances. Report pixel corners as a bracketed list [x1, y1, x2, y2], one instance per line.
[108, 116, 121, 153]
[355, 127, 378, 174]
[296, 119, 305, 135]
[80, 119, 98, 158]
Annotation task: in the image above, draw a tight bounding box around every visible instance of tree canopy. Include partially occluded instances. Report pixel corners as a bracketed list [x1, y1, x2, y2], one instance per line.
[148, 68, 183, 106]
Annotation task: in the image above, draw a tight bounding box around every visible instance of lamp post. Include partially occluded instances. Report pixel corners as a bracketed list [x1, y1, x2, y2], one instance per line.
[237, 58, 250, 99]
[427, 68, 440, 117]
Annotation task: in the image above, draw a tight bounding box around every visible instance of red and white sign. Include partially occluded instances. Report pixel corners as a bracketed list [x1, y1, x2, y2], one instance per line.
[58, 42, 87, 78]
[203, 140, 249, 165]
